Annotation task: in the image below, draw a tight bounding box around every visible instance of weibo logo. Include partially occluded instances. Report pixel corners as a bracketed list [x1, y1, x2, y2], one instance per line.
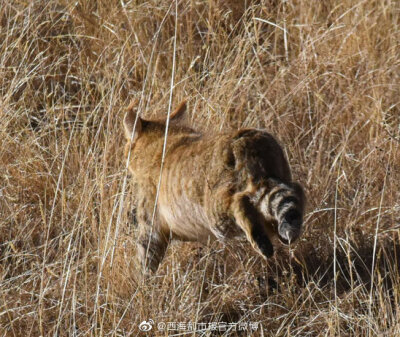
[138, 319, 154, 332]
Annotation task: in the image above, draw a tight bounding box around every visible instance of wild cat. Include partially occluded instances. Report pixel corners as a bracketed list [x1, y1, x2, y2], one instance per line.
[124, 100, 306, 272]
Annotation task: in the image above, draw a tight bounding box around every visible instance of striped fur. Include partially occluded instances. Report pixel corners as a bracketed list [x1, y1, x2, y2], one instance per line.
[124, 99, 306, 273]
[260, 179, 305, 244]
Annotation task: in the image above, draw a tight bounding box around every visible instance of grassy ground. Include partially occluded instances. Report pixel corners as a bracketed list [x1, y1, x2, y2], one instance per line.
[0, 0, 399, 336]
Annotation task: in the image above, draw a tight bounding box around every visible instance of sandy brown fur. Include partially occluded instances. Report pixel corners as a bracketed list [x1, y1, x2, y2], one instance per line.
[124, 100, 306, 273]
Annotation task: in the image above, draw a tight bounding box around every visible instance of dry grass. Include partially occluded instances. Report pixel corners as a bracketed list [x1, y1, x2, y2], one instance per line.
[0, 0, 399, 336]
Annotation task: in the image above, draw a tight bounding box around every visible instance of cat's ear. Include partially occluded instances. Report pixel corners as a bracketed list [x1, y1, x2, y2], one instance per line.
[124, 99, 142, 142]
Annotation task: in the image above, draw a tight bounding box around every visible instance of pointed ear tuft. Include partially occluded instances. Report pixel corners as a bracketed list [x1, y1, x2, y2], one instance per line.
[170, 99, 187, 121]
[124, 99, 142, 141]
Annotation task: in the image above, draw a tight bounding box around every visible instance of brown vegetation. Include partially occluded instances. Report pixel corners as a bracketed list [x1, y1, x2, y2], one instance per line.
[0, 0, 399, 336]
